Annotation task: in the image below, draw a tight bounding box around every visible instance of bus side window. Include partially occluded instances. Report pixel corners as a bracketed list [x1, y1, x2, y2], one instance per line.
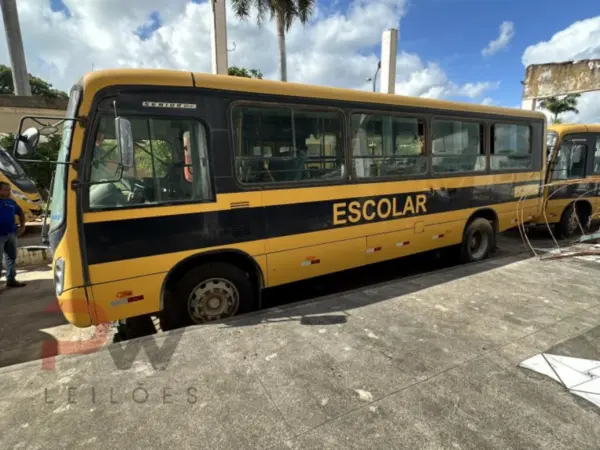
[88, 117, 213, 210]
[351, 113, 426, 179]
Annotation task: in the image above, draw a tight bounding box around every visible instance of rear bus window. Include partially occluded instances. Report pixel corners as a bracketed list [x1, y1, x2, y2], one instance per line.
[232, 105, 344, 184]
[491, 123, 532, 171]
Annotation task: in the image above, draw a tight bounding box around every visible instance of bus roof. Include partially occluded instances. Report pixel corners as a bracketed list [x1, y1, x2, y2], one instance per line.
[547, 123, 600, 134]
[82, 68, 546, 120]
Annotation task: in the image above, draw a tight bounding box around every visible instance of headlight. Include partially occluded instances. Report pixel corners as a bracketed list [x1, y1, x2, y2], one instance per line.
[54, 258, 65, 296]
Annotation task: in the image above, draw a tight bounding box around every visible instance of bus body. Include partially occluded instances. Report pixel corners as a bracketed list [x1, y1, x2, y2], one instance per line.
[0, 147, 43, 228]
[15, 69, 546, 329]
[536, 124, 600, 237]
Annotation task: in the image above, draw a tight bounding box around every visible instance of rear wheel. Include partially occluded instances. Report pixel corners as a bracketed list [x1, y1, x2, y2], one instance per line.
[460, 218, 494, 263]
[161, 262, 255, 330]
[555, 203, 588, 239]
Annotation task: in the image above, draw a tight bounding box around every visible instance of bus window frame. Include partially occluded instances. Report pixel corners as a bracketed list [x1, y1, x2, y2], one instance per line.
[228, 100, 349, 191]
[429, 115, 489, 177]
[489, 120, 535, 174]
[347, 108, 430, 184]
[81, 111, 217, 213]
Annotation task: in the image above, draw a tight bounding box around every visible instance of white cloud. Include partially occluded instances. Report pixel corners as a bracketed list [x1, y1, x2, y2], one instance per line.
[522, 16, 600, 66]
[481, 97, 493, 106]
[0, 0, 498, 103]
[482, 21, 515, 57]
[522, 16, 600, 124]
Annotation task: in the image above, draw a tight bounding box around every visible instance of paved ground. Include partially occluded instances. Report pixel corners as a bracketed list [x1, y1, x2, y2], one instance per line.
[0, 233, 599, 449]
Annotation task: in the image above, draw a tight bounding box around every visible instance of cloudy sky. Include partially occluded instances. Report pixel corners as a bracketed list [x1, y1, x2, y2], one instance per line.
[1, 0, 599, 122]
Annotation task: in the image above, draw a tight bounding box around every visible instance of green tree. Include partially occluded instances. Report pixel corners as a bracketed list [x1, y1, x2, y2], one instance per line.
[539, 94, 581, 123]
[0, 64, 68, 99]
[228, 66, 263, 79]
[231, 0, 315, 82]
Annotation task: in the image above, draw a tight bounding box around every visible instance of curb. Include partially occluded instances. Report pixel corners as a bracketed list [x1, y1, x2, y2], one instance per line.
[16, 246, 52, 268]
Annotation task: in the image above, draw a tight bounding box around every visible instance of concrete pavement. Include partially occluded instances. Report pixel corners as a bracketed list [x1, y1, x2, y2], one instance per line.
[1, 248, 599, 449]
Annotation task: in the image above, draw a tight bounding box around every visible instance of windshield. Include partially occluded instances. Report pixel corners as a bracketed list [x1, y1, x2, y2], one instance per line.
[50, 87, 81, 229]
[0, 148, 25, 177]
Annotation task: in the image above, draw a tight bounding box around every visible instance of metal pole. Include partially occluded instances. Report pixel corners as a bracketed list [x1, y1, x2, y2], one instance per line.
[0, 0, 31, 95]
[372, 62, 381, 92]
[210, 0, 228, 75]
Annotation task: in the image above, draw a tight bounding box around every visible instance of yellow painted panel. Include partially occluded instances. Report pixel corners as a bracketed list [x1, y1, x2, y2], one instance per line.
[83, 191, 263, 223]
[261, 172, 542, 207]
[91, 272, 164, 324]
[366, 228, 415, 265]
[266, 237, 366, 287]
[424, 221, 463, 250]
[57, 286, 93, 328]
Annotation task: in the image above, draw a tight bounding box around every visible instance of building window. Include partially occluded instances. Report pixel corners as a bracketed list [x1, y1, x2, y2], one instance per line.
[232, 105, 344, 184]
[88, 116, 212, 210]
[431, 120, 485, 174]
[491, 123, 532, 170]
[350, 113, 426, 179]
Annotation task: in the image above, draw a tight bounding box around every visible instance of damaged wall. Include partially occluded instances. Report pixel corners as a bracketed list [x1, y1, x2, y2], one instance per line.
[523, 59, 600, 100]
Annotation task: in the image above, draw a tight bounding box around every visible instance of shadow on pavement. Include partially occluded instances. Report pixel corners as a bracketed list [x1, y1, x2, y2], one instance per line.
[0, 278, 68, 369]
[223, 250, 532, 329]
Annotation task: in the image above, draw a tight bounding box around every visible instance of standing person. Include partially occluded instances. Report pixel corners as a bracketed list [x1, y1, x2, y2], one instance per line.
[0, 181, 26, 288]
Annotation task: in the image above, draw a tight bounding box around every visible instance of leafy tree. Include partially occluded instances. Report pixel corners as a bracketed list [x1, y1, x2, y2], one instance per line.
[231, 0, 315, 82]
[228, 66, 263, 79]
[0, 64, 68, 100]
[539, 94, 581, 123]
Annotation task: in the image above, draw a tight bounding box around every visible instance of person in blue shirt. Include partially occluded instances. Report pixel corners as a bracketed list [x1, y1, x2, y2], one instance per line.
[0, 181, 26, 288]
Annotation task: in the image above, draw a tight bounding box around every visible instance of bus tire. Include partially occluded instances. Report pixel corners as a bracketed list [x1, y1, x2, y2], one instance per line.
[162, 262, 254, 329]
[555, 203, 587, 239]
[460, 218, 494, 263]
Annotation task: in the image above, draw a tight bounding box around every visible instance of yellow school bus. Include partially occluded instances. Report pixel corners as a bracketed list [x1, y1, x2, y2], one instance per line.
[13, 69, 546, 332]
[0, 146, 43, 232]
[538, 124, 600, 238]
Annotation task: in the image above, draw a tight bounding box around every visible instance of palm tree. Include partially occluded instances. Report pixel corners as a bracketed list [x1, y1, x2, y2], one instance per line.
[231, 0, 315, 82]
[539, 94, 581, 123]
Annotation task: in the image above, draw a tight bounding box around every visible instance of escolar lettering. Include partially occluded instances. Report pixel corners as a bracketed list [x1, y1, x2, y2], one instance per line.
[333, 194, 428, 226]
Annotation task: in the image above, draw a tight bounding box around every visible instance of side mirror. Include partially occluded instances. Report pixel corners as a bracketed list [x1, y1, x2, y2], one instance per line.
[15, 127, 40, 157]
[115, 117, 134, 168]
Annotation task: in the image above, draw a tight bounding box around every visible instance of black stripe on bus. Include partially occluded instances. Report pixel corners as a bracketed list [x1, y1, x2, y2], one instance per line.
[547, 183, 600, 200]
[83, 180, 542, 265]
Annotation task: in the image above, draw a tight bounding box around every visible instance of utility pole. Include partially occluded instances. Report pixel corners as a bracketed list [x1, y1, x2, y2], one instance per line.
[380, 28, 398, 94]
[0, 0, 32, 95]
[210, 0, 228, 75]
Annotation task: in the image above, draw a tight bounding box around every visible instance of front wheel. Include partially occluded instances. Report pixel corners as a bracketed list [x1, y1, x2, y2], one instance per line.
[460, 218, 494, 263]
[161, 262, 255, 330]
[555, 203, 588, 239]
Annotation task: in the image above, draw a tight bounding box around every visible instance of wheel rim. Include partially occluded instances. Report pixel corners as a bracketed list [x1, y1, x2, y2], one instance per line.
[469, 229, 488, 260]
[187, 278, 240, 324]
[566, 208, 579, 235]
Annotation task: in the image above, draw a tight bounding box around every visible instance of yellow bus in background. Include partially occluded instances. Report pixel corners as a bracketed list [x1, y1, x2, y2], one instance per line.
[540, 124, 600, 238]
[0, 146, 43, 234]
[13, 69, 546, 334]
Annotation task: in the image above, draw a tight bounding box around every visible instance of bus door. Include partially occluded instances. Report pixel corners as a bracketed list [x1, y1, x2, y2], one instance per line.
[547, 134, 595, 221]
